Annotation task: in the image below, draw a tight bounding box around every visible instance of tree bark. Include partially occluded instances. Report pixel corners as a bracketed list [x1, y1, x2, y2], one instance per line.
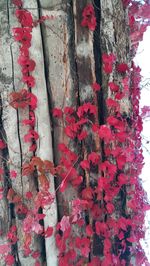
[0, 0, 131, 265]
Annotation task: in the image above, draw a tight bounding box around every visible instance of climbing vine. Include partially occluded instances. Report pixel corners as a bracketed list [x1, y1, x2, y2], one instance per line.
[0, 0, 150, 265]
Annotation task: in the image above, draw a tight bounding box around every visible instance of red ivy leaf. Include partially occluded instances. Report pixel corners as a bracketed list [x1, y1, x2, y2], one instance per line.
[127, 236, 136, 243]
[92, 123, 99, 132]
[116, 63, 129, 73]
[58, 143, 68, 152]
[29, 143, 37, 152]
[98, 125, 112, 142]
[0, 244, 11, 254]
[108, 82, 119, 92]
[25, 191, 33, 200]
[82, 187, 93, 200]
[12, 0, 22, 7]
[52, 108, 63, 118]
[102, 53, 116, 64]
[0, 139, 6, 149]
[103, 63, 113, 74]
[44, 226, 53, 238]
[71, 175, 83, 186]
[35, 261, 41, 266]
[95, 221, 108, 237]
[5, 254, 15, 266]
[22, 162, 34, 176]
[75, 237, 90, 258]
[88, 257, 101, 266]
[102, 53, 116, 74]
[141, 106, 150, 119]
[88, 152, 100, 165]
[106, 98, 120, 111]
[13, 27, 32, 48]
[81, 4, 97, 31]
[77, 103, 97, 118]
[86, 224, 93, 237]
[92, 82, 101, 92]
[80, 160, 90, 170]
[10, 170, 17, 180]
[106, 202, 115, 214]
[15, 10, 33, 27]
[9, 89, 37, 110]
[64, 106, 75, 115]
[122, 0, 130, 7]
[24, 130, 39, 143]
[18, 56, 36, 73]
[22, 75, 35, 88]
[60, 216, 70, 232]
[78, 130, 88, 140]
[65, 125, 77, 139]
[116, 154, 127, 169]
[32, 251, 40, 259]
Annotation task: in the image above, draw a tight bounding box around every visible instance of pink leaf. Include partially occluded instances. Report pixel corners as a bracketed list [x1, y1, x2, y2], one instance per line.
[12, 0, 22, 7]
[0, 244, 10, 254]
[92, 82, 101, 92]
[80, 160, 90, 170]
[0, 139, 6, 149]
[86, 224, 93, 237]
[5, 254, 15, 266]
[10, 170, 17, 179]
[45, 226, 53, 238]
[25, 191, 33, 199]
[24, 130, 39, 143]
[116, 63, 129, 73]
[60, 216, 70, 232]
[81, 4, 97, 31]
[88, 152, 100, 165]
[52, 108, 63, 118]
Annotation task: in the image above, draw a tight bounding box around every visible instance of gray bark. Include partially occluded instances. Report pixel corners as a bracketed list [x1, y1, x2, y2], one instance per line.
[0, 0, 131, 265]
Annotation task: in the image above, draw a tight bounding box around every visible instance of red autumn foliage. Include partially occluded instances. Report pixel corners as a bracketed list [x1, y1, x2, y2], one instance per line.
[5, 255, 15, 266]
[77, 102, 97, 118]
[0, 139, 6, 149]
[80, 159, 90, 170]
[24, 129, 39, 142]
[108, 81, 120, 92]
[102, 53, 116, 74]
[52, 108, 63, 118]
[7, 1, 150, 265]
[44, 226, 53, 238]
[141, 105, 150, 119]
[22, 75, 35, 87]
[12, 0, 22, 7]
[88, 152, 100, 165]
[116, 63, 129, 73]
[9, 89, 37, 110]
[15, 10, 33, 27]
[13, 28, 32, 48]
[98, 125, 113, 142]
[92, 82, 101, 92]
[75, 237, 90, 257]
[81, 4, 97, 31]
[18, 56, 36, 74]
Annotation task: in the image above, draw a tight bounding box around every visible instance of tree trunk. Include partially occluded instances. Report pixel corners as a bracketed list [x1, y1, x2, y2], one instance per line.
[0, 0, 138, 265]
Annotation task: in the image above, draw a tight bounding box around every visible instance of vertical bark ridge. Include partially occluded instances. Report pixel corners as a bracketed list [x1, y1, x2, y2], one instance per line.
[73, 0, 102, 262]
[100, 1, 132, 264]
[24, 1, 58, 264]
[39, 0, 79, 221]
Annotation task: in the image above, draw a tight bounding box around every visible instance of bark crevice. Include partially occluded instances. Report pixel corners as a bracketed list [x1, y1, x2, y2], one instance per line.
[0, 96, 21, 265]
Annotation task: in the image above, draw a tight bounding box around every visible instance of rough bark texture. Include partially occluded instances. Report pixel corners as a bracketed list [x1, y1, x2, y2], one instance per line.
[0, 0, 131, 265]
